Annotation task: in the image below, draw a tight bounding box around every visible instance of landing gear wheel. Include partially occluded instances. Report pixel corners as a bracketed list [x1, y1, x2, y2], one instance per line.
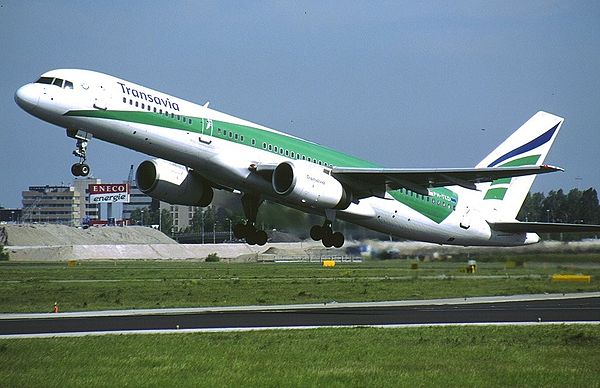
[233, 223, 247, 239]
[79, 164, 90, 177]
[246, 232, 256, 245]
[322, 233, 334, 248]
[239, 193, 269, 246]
[70, 136, 91, 177]
[242, 226, 268, 246]
[331, 232, 344, 248]
[312, 221, 344, 248]
[71, 163, 90, 177]
[310, 225, 323, 241]
[255, 230, 268, 246]
[71, 163, 82, 176]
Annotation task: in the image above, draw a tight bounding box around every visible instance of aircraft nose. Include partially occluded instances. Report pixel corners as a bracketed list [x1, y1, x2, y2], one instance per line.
[15, 84, 40, 113]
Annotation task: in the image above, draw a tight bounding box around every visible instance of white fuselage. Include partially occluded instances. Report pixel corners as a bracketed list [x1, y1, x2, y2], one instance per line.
[15, 69, 539, 246]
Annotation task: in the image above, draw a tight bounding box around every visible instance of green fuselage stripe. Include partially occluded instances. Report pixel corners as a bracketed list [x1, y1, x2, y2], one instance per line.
[66, 108, 457, 223]
[389, 187, 457, 224]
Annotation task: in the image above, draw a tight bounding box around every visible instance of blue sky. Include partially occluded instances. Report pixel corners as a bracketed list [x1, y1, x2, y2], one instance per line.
[1, 1, 599, 208]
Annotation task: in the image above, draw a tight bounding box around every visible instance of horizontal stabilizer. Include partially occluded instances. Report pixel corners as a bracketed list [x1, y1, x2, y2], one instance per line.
[489, 221, 600, 234]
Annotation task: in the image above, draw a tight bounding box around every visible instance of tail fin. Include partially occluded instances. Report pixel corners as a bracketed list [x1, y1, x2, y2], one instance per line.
[476, 111, 564, 221]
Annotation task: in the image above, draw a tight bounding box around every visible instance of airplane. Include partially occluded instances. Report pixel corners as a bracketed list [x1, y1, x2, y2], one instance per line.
[14, 69, 600, 248]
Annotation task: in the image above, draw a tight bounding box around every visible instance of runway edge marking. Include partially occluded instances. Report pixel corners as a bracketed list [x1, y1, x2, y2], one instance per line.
[2, 292, 599, 320]
[1, 321, 600, 339]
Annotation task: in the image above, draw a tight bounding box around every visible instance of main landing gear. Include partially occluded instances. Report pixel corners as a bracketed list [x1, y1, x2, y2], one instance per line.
[233, 194, 268, 246]
[310, 209, 344, 248]
[71, 139, 90, 177]
[310, 220, 345, 248]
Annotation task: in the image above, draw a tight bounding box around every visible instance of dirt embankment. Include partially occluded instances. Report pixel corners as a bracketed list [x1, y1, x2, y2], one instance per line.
[1, 224, 176, 246]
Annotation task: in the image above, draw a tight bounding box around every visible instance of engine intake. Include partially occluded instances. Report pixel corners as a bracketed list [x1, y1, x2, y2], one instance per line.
[136, 159, 213, 206]
[272, 160, 351, 209]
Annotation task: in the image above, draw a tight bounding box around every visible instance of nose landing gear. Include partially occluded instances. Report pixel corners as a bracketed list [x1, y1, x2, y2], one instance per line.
[67, 129, 92, 177]
[71, 139, 90, 177]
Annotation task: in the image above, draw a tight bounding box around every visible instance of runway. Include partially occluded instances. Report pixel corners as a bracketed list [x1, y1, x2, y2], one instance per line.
[1, 293, 599, 338]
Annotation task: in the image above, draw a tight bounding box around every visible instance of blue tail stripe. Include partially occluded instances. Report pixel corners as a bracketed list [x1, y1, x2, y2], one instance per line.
[487, 123, 559, 167]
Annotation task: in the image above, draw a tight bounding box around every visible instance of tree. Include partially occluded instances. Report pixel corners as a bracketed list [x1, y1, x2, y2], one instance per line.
[580, 188, 600, 224]
[159, 209, 173, 235]
[518, 192, 545, 221]
[130, 206, 174, 235]
[519, 187, 600, 241]
[188, 206, 215, 233]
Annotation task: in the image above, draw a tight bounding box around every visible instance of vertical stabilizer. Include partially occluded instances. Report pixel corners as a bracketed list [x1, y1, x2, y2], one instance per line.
[476, 111, 564, 220]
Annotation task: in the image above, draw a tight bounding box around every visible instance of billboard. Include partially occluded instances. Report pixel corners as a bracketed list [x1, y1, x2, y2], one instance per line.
[88, 183, 130, 203]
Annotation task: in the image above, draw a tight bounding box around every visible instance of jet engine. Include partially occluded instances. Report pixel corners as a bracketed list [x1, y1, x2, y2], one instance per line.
[272, 160, 351, 209]
[136, 159, 213, 206]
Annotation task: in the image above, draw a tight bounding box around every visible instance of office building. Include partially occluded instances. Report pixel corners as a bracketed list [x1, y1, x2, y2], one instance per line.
[21, 185, 81, 226]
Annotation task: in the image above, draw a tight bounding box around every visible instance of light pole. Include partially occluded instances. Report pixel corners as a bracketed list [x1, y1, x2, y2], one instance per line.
[213, 220, 216, 244]
[201, 210, 205, 244]
[227, 218, 232, 241]
[141, 210, 144, 226]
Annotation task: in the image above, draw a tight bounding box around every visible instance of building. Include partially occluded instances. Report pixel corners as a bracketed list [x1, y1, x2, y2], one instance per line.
[0, 208, 22, 223]
[160, 202, 201, 232]
[72, 177, 101, 223]
[21, 185, 81, 226]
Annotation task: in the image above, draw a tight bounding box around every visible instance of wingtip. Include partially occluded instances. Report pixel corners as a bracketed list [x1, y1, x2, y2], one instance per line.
[541, 164, 564, 172]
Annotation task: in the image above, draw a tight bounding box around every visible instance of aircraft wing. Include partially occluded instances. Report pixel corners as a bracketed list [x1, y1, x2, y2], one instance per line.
[331, 165, 562, 198]
[489, 222, 600, 234]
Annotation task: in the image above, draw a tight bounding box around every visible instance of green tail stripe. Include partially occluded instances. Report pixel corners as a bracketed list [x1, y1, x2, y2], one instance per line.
[490, 177, 511, 186]
[484, 187, 508, 200]
[489, 154, 541, 187]
[499, 154, 541, 167]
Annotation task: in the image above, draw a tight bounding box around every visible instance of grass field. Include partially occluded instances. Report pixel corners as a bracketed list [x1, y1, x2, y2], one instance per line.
[1, 325, 599, 387]
[2, 258, 599, 387]
[0, 259, 598, 313]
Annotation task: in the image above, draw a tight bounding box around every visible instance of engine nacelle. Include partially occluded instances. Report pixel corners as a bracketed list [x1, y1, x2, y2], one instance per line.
[136, 159, 213, 206]
[272, 160, 351, 209]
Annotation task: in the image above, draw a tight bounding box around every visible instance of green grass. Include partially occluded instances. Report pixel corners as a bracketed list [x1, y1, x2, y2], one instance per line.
[1, 325, 599, 387]
[0, 260, 598, 313]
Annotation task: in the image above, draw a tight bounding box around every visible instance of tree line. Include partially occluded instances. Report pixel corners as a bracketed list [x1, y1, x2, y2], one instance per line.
[129, 187, 599, 241]
[518, 188, 600, 225]
[518, 187, 600, 240]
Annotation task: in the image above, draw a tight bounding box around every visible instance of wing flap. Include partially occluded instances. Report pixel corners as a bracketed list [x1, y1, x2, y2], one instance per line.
[332, 165, 562, 198]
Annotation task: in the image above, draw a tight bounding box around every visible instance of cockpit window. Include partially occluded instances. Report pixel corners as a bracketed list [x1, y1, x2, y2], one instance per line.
[35, 77, 74, 89]
[36, 77, 53, 85]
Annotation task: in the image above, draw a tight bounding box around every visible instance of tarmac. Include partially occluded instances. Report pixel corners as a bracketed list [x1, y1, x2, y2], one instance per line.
[2, 293, 599, 338]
